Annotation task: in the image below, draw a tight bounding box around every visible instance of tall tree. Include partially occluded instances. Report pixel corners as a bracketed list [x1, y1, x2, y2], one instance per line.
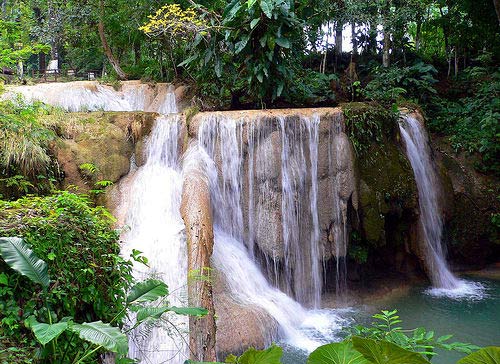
[98, 0, 126, 79]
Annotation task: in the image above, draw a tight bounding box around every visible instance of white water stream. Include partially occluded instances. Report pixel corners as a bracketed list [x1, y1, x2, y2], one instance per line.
[116, 93, 191, 363]
[197, 114, 346, 352]
[399, 116, 485, 300]
[5, 80, 174, 112]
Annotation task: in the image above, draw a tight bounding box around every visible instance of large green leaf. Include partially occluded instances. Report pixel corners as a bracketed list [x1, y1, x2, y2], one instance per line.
[135, 306, 208, 322]
[126, 279, 168, 304]
[70, 321, 128, 355]
[260, 0, 273, 18]
[0, 237, 50, 288]
[458, 347, 500, 364]
[227, 344, 283, 364]
[308, 341, 370, 364]
[275, 37, 291, 49]
[26, 317, 68, 346]
[352, 337, 431, 364]
[224, 0, 242, 21]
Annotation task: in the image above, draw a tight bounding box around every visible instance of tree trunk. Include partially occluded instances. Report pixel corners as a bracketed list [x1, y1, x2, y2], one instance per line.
[493, 0, 500, 25]
[351, 22, 358, 59]
[98, 0, 127, 80]
[415, 16, 422, 51]
[382, 30, 390, 68]
[334, 22, 343, 72]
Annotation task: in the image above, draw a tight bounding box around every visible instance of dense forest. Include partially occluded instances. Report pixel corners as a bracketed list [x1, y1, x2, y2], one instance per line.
[1, 0, 499, 175]
[0, 1, 499, 363]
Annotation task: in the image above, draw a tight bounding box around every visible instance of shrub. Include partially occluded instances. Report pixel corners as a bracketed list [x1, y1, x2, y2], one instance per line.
[0, 192, 133, 361]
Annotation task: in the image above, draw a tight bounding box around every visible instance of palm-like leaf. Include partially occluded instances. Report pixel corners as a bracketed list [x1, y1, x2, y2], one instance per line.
[126, 279, 168, 304]
[134, 306, 208, 322]
[352, 337, 431, 364]
[0, 237, 50, 288]
[308, 341, 370, 364]
[26, 316, 68, 346]
[70, 321, 128, 355]
[458, 347, 500, 364]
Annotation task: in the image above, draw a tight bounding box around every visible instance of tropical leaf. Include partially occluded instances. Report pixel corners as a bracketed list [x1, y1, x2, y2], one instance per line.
[247, 0, 258, 9]
[235, 35, 250, 54]
[230, 344, 283, 364]
[308, 341, 370, 364]
[70, 321, 128, 355]
[352, 337, 431, 364]
[167, 306, 208, 317]
[260, 0, 273, 18]
[458, 347, 500, 364]
[126, 279, 168, 304]
[135, 306, 208, 322]
[250, 18, 260, 29]
[275, 37, 291, 49]
[25, 317, 68, 346]
[0, 237, 50, 288]
[224, 0, 242, 21]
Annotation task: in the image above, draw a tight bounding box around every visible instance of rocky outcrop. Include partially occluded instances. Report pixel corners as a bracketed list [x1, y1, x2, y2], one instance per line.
[433, 137, 500, 268]
[180, 149, 217, 362]
[43, 111, 157, 196]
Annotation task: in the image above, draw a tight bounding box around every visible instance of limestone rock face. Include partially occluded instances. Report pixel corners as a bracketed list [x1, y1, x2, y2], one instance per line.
[180, 152, 217, 362]
[47, 112, 157, 195]
[358, 142, 418, 248]
[433, 137, 500, 268]
[213, 275, 277, 358]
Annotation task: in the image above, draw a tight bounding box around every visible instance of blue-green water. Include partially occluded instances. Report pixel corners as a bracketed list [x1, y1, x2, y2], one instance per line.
[282, 277, 500, 364]
[372, 277, 500, 364]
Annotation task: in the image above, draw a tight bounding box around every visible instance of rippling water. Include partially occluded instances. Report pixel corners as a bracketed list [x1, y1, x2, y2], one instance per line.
[282, 277, 500, 364]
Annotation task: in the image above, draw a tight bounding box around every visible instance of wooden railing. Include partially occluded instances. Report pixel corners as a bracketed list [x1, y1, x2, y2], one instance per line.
[31, 69, 103, 82]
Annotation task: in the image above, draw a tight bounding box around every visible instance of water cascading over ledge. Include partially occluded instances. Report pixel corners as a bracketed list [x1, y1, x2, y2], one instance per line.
[189, 109, 358, 307]
[399, 113, 485, 299]
[184, 108, 358, 356]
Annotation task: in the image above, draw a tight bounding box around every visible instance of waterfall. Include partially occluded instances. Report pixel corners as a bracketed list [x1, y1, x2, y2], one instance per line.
[198, 114, 323, 307]
[328, 116, 349, 297]
[5, 80, 175, 112]
[399, 115, 485, 299]
[118, 95, 190, 363]
[196, 113, 346, 351]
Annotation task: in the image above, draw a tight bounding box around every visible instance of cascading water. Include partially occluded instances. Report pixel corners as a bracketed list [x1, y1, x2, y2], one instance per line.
[328, 116, 350, 298]
[399, 115, 485, 299]
[5, 80, 174, 112]
[278, 116, 322, 308]
[196, 114, 346, 352]
[118, 95, 190, 363]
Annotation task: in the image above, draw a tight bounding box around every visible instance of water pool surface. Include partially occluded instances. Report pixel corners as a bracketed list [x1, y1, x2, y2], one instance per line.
[282, 277, 500, 364]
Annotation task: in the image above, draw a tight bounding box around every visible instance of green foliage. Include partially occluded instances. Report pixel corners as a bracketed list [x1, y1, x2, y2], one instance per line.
[287, 70, 338, 106]
[0, 237, 49, 289]
[0, 98, 59, 199]
[428, 63, 500, 176]
[0, 192, 130, 361]
[70, 321, 128, 356]
[363, 62, 437, 105]
[342, 103, 398, 155]
[308, 341, 369, 364]
[349, 310, 479, 359]
[1, 230, 207, 362]
[225, 344, 283, 364]
[352, 336, 431, 364]
[25, 317, 68, 346]
[0, 19, 50, 69]
[126, 279, 169, 304]
[458, 347, 500, 364]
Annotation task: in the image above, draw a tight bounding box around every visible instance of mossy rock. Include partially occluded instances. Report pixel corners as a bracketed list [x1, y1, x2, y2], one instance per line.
[358, 141, 418, 246]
